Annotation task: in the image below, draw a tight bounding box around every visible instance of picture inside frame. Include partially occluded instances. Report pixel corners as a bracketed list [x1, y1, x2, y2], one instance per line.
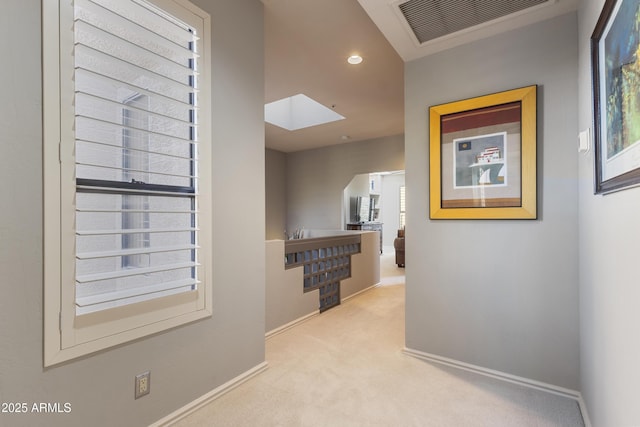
[441, 102, 522, 208]
[597, 0, 640, 182]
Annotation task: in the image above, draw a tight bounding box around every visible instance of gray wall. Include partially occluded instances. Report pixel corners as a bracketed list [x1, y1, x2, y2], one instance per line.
[0, 1, 265, 426]
[265, 240, 317, 333]
[286, 134, 404, 231]
[266, 148, 287, 239]
[405, 12, 580, 390]
[577, 1, 640, 425]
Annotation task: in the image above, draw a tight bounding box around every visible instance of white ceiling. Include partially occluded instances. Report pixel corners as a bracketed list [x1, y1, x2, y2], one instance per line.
[263, 0, 579, 153]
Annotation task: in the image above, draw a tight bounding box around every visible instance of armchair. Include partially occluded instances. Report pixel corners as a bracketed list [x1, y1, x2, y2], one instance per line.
[393, 229, 405, 267]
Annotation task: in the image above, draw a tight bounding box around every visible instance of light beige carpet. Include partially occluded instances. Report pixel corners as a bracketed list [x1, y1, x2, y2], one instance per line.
[174, 250, 584, 427]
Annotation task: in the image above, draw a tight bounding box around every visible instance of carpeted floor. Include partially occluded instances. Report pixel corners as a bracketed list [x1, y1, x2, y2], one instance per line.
[174, 249, 584, 426]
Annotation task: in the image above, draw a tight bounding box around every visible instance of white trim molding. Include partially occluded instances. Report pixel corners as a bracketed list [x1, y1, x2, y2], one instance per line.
[266, 311, 319, 340]
[43, 0, 214, 367]
[403, 347, 591, 426]
[265, 284, 380, 340]
[150, 361, 269, 427]
[342, 283, 379, 303]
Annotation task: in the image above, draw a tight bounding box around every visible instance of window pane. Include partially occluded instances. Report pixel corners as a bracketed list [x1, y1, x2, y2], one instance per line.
[75, 0, 195, 66]
[76, 116, 193, 158]
[75, 44, 192, 104]
[85, 0, 196, 47]
[76, 69, 192, 122]
[76, 140, 194, 187]
[72, 0, 200, 315]
[76, 192, 197, 313]
[75, 88, 195, 187]
[76, 92, 192, 140]
[76, 273, 196, 315]
[75, 20, 193, 85]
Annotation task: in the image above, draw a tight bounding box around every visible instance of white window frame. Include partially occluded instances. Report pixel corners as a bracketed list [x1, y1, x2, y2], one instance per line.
[43, 0, 212, 367]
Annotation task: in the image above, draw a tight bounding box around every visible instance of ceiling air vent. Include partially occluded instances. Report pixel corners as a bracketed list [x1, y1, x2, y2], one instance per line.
[398, 0, 550, 44]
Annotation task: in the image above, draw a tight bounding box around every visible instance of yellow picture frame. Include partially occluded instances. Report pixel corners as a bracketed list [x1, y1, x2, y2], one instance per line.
[429, 85, 537, 219]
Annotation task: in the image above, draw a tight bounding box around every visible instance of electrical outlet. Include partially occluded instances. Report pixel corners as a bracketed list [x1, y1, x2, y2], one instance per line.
[135, 371, 150, 399]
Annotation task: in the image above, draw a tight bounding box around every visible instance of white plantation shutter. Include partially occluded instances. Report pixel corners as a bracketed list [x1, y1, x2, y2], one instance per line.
[73, 0, 201, 314]
[399, 186, 406, 229]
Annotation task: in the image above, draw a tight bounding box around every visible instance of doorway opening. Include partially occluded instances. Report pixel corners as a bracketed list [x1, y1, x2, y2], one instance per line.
[343, 170, 405, 283]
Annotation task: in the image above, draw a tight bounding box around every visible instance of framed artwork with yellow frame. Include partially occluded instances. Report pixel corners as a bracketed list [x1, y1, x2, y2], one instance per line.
[429, 85, 537, 220]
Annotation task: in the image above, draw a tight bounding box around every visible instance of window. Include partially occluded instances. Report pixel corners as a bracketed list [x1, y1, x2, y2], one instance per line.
[43, 0, 212, 366]
[399, 186, 406, 229]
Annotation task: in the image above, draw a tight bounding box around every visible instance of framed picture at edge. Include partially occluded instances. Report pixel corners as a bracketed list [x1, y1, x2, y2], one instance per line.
[591, 0, 640, 194]
[429, 85, 537, 220]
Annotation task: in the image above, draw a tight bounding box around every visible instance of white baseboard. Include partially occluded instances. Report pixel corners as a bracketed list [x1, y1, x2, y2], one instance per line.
[577, 395, 592, 427]
[342, 283, 379, 303]
[150, 361, 269, 427]
[265, 311, 319, 340]
[265, 284, 379, 340]
[403, 347, 590, 423]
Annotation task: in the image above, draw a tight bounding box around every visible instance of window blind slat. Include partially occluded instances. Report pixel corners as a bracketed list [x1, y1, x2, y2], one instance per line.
[77, 138, 193, 161]
[75, 161, 196, 180]
[77, 244, 198, 260]
[76, 208, 196, 214]
[76, 185, 198, 197]
[76, 278, 199, 307]
[77, 261, 198, 283]
[76, 227, 197, 236]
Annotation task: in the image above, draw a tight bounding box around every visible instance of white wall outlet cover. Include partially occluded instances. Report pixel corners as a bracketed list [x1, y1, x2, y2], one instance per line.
[135, 371, 150, 399]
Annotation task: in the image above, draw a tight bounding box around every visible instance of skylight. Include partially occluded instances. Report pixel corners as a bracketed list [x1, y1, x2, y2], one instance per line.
[265, 94, 345, 131]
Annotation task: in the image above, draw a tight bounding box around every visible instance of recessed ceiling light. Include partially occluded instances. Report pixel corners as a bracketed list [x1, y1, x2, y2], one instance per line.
[347, 55, 363, 65]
